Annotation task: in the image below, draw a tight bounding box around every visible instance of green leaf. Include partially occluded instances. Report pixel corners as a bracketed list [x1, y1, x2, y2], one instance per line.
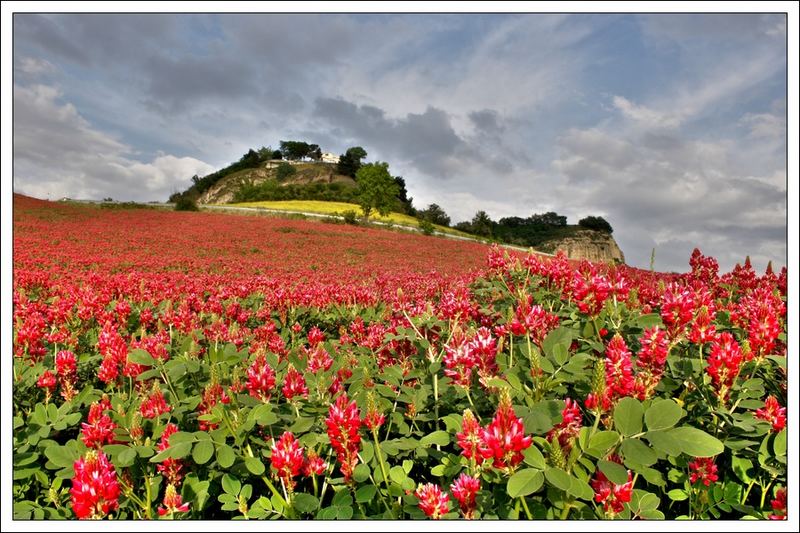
[773, 429, 786, 457]
[587, 430, 620, 457]
[542, 327, 573, 363]
[732, 456, 754, 484]
[669, 427, 724, 457]
[568, 476, 595, 501]
[667, 489, 689, 501]
[522, 445, 546, 470]
[620, 439, 658, 466]
[216, 444, 236, 468]
[169, 442, 193, 459]
[598, 460, 629, 485]
[292, 493, 319, 513]
[614, 397, 644, 437]
[645, 430, 682, 456]
[355, 485, 377, 503]
[221, 474, 241, 496]
[420, 430, 450, 447]
[332, 488, 353, 507]
[544, 467, 572, 492]
[127, 348, 156, 366]
[117, 447, 138, 467]
[507, 468, 544, 498]
[192, 439, 214, 465]
[390, 465, 407, 484]
[644, 399, 683, 431]
[43, 445, 78, 469]
[353, 464, 371, 483]
[635, 314, 663, 328]
[289, 417, 315, 434]
[245, 456, 265, 475]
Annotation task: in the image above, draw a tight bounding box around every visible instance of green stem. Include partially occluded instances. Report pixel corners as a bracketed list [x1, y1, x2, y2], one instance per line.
[520, 496, 533, 520]
[144, 474, 153, 520]
[560, 501, 572, 520]
[508, 333, 514, 370]
[465, 387, 475, 408]
[372, 429, 393, 513]
[245, 444, 288, 511]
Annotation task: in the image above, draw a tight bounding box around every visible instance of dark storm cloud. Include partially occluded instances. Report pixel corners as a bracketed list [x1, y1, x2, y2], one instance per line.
[313, 97, 473, 177]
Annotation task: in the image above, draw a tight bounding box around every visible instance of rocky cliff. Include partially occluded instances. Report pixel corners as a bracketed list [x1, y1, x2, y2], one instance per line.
[540, 230, 625, 264]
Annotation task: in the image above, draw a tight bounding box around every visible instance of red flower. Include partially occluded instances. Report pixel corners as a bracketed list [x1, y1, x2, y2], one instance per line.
[480, 391, 532, 472]
[450, 473, 480, 519]
[306, 344, 334, 373]
[246, 354, 276, 402]
[302, 450, 328, 477]
[416, 483, 450, 519]
[140, 388, 171, 419]
[157, 423, 185, 486]
[633, 327, 669, 400]
[37, 370, 57, 395]
[270, 431, 305, 491]
[307, 326, 326, 345]
[509, 297, 560, 346]
[197, 382, 229, 431]
[706, 332, 743, 400]
[605, 335, 635, 400]
[325, 394, 362, 482]
[362, 392, 385, 432]
[55, 349, 77, 378]
[70, 450, 120, 519]
[281, 363, 308, 401]
[755, 396, 787, 433]
[456, 409, 489, 466]
[769, 487, 787, 520]
[81, 399, 117, 449]
[689, 457, 719, 486]
[591, 464, 633, 515]
[547, 397, 583, 454]
[158, 483, 190, 517]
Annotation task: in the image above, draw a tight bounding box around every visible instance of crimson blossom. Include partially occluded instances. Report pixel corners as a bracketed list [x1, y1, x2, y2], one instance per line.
[70, 450, 120, 520]
[480, 391, 532, 473]
[415, 483, 450, 519]
[755, 396, 787, 432]
[689, 457, 719, 487]
[270, 431, 305, 491]
[450, 473, 480, 519]
[591, 462, 633, 515]
[325, 394, 362, 482]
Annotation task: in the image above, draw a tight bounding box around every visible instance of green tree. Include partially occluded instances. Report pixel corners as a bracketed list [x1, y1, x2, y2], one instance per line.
[355, 162, 399, 220]
[419, 203, 450, 226]
[337, 146, 367, 177]
[471, 210, 494, 237]
[578, 215, 613, 234]
[276, 163, 297, 181]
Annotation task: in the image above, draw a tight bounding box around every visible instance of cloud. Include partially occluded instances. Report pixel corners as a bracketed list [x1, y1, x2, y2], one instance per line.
[13, 84, 213, 202]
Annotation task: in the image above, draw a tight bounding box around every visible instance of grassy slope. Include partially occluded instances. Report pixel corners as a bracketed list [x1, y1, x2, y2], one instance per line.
[224, 200, 474, 238]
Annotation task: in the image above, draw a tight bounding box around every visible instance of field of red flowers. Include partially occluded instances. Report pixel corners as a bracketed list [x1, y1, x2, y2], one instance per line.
[12, 194, 787, 520]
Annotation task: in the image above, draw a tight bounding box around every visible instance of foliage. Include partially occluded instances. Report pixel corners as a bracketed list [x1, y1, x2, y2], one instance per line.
[419, 204, 451, 227]
[355, 162, 400, 220]
[336, 147, 368, 178]
[418, 218, 435, 236]
[342, 210, 359, 225]
[174, 196, 199, 211]
[280, 141, 321, 161]
[12, 196, 788, 521]
[579, 216, 614, 234]
[275, 163, 297, 182]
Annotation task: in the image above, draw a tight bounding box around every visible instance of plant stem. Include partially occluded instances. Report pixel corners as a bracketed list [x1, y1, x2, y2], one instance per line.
[372, 428, 393, 513]
[520, 496, 533, 520]
[560, 501, 572, 520]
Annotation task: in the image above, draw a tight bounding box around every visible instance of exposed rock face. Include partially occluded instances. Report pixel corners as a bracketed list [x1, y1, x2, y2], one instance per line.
[542, 230, 625, 264]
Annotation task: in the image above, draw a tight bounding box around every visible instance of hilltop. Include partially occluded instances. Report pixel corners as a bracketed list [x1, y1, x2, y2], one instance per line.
[172, 143, 626, 264]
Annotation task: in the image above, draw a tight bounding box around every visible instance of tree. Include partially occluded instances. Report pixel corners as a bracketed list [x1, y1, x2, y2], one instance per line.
[578, 215, 613, 234]
[271, 149, 283, 160]
[419, 203, 450, 226]
[240, 149, 260, 167]
[393, 176, 415, 214]
[276, 163, 297, 181]
[308, 145, 322, 161]
[257, 146, 273, 162]
[355, 162, 399, 220]
[470, 210, 494, 237]
[336, 146, 367, 177]
[529, 211, 567, 226]
[280, 140, 315, 161]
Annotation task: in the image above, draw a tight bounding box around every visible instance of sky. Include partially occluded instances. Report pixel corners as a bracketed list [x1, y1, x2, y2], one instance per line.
[11, 11, 789, 273]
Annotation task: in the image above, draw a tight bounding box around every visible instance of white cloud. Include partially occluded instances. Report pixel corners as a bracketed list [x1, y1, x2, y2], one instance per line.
[13, 84, 213, 202]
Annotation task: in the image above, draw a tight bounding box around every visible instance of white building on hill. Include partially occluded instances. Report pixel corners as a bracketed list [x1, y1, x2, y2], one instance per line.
[321, 152, 340, 164]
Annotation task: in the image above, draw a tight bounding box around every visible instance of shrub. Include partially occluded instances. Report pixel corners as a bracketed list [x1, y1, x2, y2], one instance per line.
[418, 218, 435, 236]
[174, 196, 199, 211]
[578, 215, 613, 234]
[276, 163, 297, 181]
[342, 210, 359, 225]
